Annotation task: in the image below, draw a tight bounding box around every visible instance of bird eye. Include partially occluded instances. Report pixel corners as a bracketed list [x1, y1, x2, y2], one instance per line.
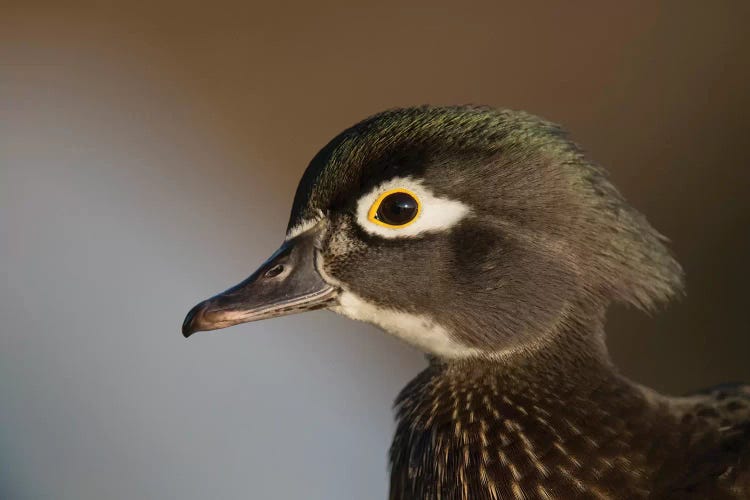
[368, 189, 421, 228]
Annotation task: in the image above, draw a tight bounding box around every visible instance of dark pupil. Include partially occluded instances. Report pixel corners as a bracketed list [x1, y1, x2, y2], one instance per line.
[377, 192, 418, 225]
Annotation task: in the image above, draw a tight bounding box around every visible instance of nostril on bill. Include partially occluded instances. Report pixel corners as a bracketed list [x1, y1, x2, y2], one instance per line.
[264, 264, 285, 278]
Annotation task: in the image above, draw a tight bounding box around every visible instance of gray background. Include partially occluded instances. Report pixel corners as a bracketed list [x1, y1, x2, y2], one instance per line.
[2, 2, 749, 499]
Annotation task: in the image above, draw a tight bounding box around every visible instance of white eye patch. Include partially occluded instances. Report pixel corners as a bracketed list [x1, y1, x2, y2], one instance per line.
[355, 177, 471, 238]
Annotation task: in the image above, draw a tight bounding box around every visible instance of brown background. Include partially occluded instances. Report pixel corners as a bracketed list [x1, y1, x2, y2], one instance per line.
[2, 2, 749, 499]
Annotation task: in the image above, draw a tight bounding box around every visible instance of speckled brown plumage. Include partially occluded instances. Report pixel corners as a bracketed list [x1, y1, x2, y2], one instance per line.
[389, 319, 750, 499]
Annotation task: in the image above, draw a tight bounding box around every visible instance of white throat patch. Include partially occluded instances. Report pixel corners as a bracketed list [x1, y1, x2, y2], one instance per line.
[356, 176, 471, 238]
[331, 290, 481, 358]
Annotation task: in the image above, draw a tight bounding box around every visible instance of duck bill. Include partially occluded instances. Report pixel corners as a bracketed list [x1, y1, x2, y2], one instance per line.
[182, 224, 336, 337]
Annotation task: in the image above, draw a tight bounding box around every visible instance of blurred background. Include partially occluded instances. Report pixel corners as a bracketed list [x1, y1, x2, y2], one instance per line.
[1, 2, 749, 499]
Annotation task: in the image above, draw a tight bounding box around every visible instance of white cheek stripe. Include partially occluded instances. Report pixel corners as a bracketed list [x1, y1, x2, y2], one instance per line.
[356, 177, 471, 238]
[332, 291, 482, 359]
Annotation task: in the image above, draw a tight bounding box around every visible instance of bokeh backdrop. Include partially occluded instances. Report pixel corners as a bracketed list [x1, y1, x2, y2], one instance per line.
[2, 2, 749, 499]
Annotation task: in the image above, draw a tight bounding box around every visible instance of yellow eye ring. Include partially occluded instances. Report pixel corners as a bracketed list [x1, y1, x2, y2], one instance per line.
[367, 188, 421, 228]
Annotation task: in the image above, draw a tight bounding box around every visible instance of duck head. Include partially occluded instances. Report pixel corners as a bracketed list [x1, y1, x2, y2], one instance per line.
[182, 106, 682, 358]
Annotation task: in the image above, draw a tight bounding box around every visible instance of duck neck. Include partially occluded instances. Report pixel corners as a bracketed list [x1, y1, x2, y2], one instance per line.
[389, 307, 675, 499]
[398, 310, 633, 434]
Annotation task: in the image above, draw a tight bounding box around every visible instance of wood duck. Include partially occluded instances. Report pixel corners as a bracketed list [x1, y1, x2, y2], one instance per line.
[182, 106, 750, 499]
